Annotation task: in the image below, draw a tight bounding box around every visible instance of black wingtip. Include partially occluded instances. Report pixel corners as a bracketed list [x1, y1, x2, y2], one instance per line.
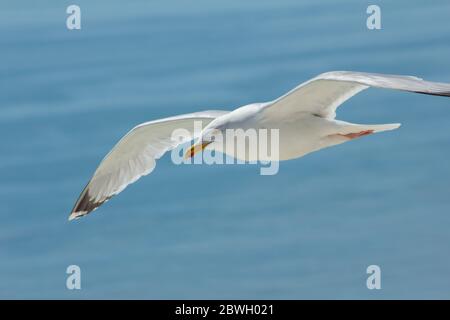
[413, 91, 450, 97]
[69, 184, 110, 221]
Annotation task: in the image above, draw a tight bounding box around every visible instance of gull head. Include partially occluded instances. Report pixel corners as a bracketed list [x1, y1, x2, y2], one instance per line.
[184, 126, 224, 159]
[184, 139, 213, 159]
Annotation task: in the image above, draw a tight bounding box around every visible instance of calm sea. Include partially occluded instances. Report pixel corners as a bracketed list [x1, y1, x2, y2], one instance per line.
[1, 0, 450, 298]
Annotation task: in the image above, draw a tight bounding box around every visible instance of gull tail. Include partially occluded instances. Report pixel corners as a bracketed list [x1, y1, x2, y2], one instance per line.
[351, 122, 401, 134]
[326, 120, 401, 142]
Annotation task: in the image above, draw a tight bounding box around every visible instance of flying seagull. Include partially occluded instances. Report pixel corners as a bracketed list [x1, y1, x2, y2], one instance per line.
[69, 71, 450, 220]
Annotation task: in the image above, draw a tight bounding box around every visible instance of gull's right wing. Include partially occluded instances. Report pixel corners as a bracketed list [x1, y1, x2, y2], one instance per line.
[69, 110, 228, 220]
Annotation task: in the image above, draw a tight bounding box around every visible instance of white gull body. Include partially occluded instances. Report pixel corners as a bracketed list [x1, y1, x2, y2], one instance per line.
[70, 71, 450, 220]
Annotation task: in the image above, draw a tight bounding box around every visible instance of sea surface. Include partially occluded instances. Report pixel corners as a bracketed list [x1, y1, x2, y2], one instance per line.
[1, 0, 450, 299]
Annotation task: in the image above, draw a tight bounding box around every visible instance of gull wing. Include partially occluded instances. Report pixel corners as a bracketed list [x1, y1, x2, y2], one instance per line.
[69, 110, 228, 220]
[262, 71, 450, 120]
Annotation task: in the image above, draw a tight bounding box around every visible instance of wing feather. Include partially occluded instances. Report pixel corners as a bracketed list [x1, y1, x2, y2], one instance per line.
[69, 110, 228, 220]
[262, 71, 450, 119]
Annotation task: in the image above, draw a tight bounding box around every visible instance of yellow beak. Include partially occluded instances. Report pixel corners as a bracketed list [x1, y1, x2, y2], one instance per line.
[185, 141, 212, 159]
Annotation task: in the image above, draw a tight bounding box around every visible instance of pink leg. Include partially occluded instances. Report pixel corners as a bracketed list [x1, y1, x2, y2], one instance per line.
[334, 130, 374, 140]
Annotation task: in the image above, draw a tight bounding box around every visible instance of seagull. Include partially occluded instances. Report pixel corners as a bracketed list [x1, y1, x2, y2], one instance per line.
[69, 71, 450, 220]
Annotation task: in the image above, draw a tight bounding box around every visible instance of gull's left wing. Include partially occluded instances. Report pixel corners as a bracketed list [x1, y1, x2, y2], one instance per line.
[262, 71, 450, 120]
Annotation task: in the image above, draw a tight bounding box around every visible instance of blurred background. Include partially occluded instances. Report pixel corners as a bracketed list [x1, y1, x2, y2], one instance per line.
[1, 0, 450, 299]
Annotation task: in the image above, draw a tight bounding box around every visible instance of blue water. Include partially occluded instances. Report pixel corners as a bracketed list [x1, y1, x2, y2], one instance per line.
[1, 0, 450, 299]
